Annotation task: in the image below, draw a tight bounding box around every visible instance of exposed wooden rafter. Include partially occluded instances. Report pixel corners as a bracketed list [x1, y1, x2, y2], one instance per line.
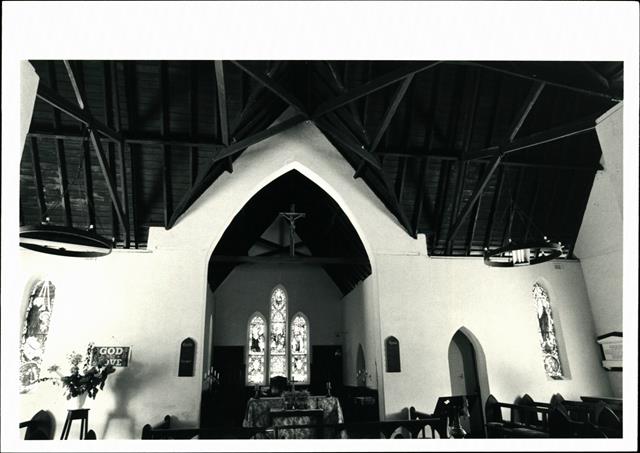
[110, 62, 130, 247]
[214, 61, 233, 173]
[231, 61, 308, 117]
[64, 60, 129, 236]
[411, 157, 429, 236]
[28, 137, 47, 223]
[167, 114, 306, 229]
[21, 59, 617, 260]
[370, 75, 414, 153]
[81, 130, 96, 229]
[123, 61, 140, 248]
[447, 80, 546, 245]
[48, 62, 72, 227]
[27, 129, 222, 148]
[312, 61, 441, 118]
[314, 115, 382, 169]
[160, 61, 173, 227]
[453, 61, 622, 101]
[36, 83, 122, 143]
[189, 62, 199, 186]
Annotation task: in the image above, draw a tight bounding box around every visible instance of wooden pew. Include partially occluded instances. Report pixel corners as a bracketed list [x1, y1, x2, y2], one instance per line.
[516, 394, 550, 429]
[550, 394, 621, 438]
[485, 395, 549, 438]
[581, 396, 622, 420]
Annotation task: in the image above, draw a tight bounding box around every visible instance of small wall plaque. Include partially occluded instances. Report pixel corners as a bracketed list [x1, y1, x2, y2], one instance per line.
[596, 332, 622, 371]
[92, 346, 131, 367]
[385, 336, 401, 373]
[178, 338, 196, 377]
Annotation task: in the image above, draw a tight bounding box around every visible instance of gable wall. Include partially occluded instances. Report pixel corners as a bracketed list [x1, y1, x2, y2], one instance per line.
[12, 121, 614, 440]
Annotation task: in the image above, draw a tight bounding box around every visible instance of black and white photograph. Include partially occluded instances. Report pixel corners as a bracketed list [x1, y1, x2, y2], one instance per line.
[1, 2, 638, 452]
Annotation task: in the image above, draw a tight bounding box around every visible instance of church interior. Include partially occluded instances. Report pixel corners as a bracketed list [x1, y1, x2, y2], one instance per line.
[10, 56, 630, 444]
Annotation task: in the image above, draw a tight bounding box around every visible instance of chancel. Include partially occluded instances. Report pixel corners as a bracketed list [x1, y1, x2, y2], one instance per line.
[13, 56, 629, 443]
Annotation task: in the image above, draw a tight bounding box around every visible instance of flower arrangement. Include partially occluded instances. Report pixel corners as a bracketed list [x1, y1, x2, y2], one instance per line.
[39, 343, 116, 400]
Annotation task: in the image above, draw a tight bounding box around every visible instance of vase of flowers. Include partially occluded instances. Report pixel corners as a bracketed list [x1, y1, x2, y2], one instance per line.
[39, 342, 116, 407]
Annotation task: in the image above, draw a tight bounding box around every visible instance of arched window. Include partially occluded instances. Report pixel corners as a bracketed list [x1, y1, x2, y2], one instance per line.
[246, 286, 311, 386]
[269, 286, 288, 379]
[532, 283, 564, 379]
[20, 280, 55, 393]
[247, 312, 267, 385]
[290, 313, 310, 384]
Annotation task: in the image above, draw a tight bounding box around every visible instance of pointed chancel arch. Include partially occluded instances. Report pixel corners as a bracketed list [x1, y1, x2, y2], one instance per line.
[290, 312, 310, 384]
[247, 312, 267, 385]
[269, 285, 288, 380]
[208, 169, 372, 296]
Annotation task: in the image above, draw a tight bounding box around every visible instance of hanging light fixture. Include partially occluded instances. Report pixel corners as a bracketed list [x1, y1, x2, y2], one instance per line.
[20, 224, 113, 258]
[484, 237, 562, 267]
[483, 173, 563, 267]
[19, 128, 113, 258]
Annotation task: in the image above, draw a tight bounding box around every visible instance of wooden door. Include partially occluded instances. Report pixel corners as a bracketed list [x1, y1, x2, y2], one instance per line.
[210, 346, 246, 427]
[310, 345, 343, 395]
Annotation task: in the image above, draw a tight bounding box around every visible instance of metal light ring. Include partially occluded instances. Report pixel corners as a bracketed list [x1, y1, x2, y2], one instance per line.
[19, 242, 111, 258]
[483, 241, 563, 267]
[19, 224, 113, 257]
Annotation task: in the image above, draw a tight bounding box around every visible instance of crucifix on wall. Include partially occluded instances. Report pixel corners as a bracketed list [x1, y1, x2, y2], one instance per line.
[279, 203, 306, 257]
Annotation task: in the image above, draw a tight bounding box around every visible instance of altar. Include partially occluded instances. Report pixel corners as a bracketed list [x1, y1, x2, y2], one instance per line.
[242, 395, 345, 439]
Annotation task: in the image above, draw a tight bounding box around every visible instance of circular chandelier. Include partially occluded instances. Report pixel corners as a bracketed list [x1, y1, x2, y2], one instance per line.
[19, 224, 113, 258]
[484, 237, 562, 267]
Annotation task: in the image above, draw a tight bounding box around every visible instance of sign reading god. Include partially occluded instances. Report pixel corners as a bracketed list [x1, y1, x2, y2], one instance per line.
[92, 346, 131, 367]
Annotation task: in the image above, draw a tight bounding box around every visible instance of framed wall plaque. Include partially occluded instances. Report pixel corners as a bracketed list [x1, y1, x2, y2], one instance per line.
[596, 332, 622, 371]
[385, 336, 401, 373]
[178, 338, 196, 377]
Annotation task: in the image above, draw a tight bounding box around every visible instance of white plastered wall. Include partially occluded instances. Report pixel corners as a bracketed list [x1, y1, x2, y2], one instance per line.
[378, 256, 612, 419]
[16, 120, 418, 436]
[16, 120, 612, 438]
[574, 102, 624, 396]
[212, 264, 344, 347]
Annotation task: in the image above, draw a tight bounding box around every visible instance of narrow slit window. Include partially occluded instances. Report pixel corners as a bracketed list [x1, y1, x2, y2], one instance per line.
[20, 280, 55, 393]
[532, 283, 564, 379]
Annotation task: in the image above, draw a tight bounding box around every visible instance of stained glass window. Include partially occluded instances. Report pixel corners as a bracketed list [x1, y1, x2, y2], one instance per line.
[290, 313, 309, 384]
[269, 286, 288, 379]
[532, 283, 564, 379]
[247, 286, 311, 385]
[20, 280, 55, 393]
[247, 313, 266, 385]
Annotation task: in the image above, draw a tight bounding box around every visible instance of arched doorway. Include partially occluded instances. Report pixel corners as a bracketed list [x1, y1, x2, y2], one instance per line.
[201, 169, 373, 428]
[448, 328, 488, 438]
